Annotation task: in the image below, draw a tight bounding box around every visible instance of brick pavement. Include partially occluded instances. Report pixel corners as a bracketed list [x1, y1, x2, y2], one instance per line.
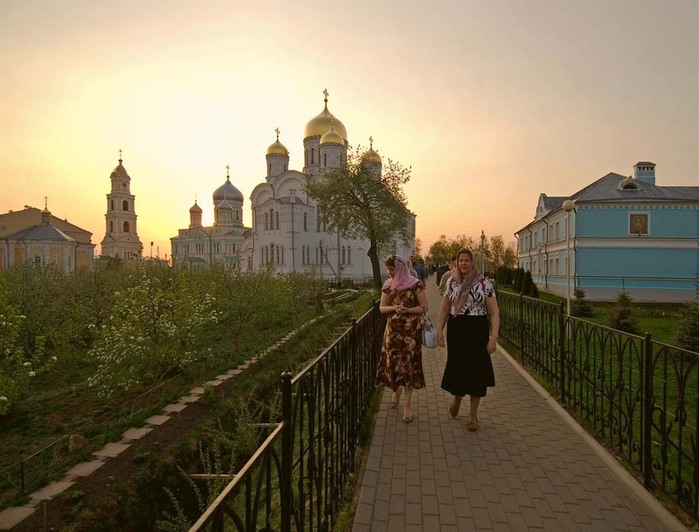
[352, 279, 685, 531]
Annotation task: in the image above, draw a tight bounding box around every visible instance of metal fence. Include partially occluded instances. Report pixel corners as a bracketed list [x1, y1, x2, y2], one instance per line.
[497, 289, 699, 520]
[190, 301, 385, 531]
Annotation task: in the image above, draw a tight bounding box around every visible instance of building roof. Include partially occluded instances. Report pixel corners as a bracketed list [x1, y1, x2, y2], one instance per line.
[5, 222, 75, 242]
[569, 173, 699, 203]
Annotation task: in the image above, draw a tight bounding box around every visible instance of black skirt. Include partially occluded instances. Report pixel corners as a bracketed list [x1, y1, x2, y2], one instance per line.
[440, 314, 495, 397]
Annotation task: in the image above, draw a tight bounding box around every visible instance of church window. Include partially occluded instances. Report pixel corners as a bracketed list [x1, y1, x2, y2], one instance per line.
[284, 164, 287, 171]
[348, 246, 351, 264]
[270, 208, 274, 229]
[123, 200, 128, 211]
[304, 212, 307, 231]
[110, 200, 114, 211]
[109, 221, 114, 233]
[315, 247, 319, 264]
[124, 221, 130, 233]
[342, 247, 346, 265]
[236, 210, 239, 221]
[281, 246, 284, 264]
[311, 148, 315, 164]
[268, 163, 272, 175]
[276, 212, 279, 230]
[305, 149, 308, 165]
[306, 246, 310, 264]
[324, 153, 327, 167]
[265, 212, 269, 230]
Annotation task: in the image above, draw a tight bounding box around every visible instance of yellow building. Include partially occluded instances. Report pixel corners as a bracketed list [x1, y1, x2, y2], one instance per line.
[0, 203, 95, 271]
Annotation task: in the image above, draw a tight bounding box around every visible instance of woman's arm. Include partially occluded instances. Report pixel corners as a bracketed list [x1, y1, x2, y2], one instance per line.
[379, 291, 397, 314]
[436, 296, 450, 347]
[485, 296, 500, 354]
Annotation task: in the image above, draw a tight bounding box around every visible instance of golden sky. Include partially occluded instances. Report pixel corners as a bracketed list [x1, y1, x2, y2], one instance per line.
[1, 0, 697, 259]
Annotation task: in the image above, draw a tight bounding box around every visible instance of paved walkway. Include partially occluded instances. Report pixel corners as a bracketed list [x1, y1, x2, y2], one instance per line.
[353, 279, 686, 531]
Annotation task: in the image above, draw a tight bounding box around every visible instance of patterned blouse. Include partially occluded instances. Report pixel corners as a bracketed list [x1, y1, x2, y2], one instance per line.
[445, 277, 496, 316]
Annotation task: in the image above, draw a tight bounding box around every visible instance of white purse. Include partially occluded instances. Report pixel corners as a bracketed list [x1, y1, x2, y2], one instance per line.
[421, 315, 439, 348]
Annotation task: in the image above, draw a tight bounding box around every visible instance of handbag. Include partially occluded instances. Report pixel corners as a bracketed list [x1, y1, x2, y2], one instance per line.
[421, 314, 439, 348]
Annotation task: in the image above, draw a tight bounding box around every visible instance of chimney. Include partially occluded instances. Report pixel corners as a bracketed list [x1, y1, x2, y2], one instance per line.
[634, 162, 656, 185]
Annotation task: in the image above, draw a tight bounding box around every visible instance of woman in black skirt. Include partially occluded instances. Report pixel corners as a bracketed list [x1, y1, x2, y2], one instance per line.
[436, 248, 500, 431]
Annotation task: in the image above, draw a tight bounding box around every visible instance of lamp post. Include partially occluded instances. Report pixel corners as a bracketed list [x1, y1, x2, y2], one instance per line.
[562, 200, 576, 316]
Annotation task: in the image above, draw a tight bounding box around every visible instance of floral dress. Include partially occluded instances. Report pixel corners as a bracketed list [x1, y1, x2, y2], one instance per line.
[375, 281, 426, 390]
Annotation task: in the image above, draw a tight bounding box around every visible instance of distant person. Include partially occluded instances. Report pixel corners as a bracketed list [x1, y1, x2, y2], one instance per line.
[437, 256, 456, 296]
[436, 248, 500, 431]
[376, 254, 428, 423]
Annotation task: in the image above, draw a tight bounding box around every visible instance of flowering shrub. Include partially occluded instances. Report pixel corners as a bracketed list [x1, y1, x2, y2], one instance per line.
[0, 295, 54, 415]
[88, 265, 218, 398]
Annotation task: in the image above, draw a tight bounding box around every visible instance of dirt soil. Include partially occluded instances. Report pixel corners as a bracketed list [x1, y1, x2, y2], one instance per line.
[12, 376, 237, 531]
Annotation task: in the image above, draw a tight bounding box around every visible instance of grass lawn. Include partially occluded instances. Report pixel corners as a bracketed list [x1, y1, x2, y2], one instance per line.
[522, 289, 683, 345]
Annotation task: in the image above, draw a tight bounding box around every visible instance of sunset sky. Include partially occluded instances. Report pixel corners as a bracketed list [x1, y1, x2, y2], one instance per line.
[1, 0, 697, 259]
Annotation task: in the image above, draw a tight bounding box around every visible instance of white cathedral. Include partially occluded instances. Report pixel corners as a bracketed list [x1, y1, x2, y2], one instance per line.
[170, 91, 416, 281]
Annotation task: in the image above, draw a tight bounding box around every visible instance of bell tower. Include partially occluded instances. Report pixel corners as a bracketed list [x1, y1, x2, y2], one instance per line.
[100, 150, 143, 259]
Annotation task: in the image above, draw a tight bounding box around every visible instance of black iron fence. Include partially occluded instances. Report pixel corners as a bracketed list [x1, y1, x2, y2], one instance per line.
[190, 301, 385, 531]
[497, 289, 699, 520]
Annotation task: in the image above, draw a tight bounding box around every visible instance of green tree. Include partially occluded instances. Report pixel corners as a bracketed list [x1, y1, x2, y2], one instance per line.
[0, 280, 55, 415]
[306, 146, 413, 290]
[675, 301, 699, 353]
[88, 264, 218, 398]
[608, 291, 639, 334]
[571, 288, 593, 317]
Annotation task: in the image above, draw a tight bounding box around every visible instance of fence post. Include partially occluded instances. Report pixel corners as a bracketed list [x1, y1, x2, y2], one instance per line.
[559, 301, 566, 406]
[518, 292, 524, 358]
[281, 371, 293, 532]
[350, 318, 358, 471]
[643, 332, 653, 489]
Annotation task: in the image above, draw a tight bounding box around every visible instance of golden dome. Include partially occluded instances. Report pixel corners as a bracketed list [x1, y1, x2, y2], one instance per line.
[304, 90, 347, 140]
[266, 128, 289, 156]
[320, 126, 344, 146]
[362, 136, 381, 163]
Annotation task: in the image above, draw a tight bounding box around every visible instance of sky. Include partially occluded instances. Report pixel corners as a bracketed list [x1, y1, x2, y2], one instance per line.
[1, 0, 697, 259]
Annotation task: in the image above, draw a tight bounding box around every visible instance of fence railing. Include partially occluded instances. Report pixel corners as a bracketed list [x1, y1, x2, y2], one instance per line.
[497, 289, 699, 520]
[190, 301, 385, 531]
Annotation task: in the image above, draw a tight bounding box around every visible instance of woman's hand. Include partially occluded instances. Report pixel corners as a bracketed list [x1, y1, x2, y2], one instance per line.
[486, 337, 497, 355]
[437, 331, 445, 347]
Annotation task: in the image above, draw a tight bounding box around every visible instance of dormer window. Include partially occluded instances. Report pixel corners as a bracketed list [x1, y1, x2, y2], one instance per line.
[618, 176, 641, 191]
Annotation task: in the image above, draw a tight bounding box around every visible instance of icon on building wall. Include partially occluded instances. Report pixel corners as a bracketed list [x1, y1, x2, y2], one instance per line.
[629, 213, 649, 235]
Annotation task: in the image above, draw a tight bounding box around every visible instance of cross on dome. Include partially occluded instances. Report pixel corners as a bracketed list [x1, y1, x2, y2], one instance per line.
[275, 127, 280, 140]
[323, 88, 329, 102]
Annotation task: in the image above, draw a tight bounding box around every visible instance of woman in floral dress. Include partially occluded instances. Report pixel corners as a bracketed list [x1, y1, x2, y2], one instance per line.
[376, 254, 429, 422]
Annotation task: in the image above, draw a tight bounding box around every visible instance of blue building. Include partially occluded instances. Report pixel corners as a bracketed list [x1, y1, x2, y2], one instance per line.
[515, 162, 699, 302]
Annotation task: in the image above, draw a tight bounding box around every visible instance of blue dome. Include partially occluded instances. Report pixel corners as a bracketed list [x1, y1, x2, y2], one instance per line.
[213, 177, 244, 202]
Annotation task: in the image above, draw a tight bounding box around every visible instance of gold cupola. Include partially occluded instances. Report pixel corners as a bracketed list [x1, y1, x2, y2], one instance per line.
[266, 128, 289, 156]
[320, 123, 344, 145]
[363, 136, 381, 163]
[304, 89, 347, 140]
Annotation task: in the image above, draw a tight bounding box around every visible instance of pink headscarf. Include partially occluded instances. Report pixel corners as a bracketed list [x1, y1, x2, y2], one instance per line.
[382, 254, 419, 292]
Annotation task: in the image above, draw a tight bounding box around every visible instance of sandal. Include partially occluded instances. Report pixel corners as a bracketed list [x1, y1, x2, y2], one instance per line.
[449, 397, 461, 418]
[390, 387, 403, 409]
[466, 418, 479, 432]
[403, 415, 413, 423]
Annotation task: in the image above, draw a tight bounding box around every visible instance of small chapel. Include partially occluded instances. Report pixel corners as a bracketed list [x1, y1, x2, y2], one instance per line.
[170, 90, 416, 281]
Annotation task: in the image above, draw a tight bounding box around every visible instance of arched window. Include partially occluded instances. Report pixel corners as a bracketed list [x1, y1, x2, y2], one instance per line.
[110, 200, 114, 211]
[122, 200, 128, 211]
[270, 208, 274, 229]
[270, 243, 274, 263]
[268, 163, 272, 175]
[276, 212, 279, 230]
[311, 148, 315, 164]
[324, 153, 327, 167]
[123, 221, 130, 233]
[109, 221, 114, 233]
[304, 212, 308, 231]
[265, 212, 269, 230]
